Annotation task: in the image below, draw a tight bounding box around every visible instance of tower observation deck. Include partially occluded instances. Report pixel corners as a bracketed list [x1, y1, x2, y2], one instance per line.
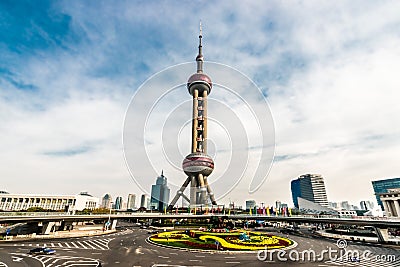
[168, 24, 217, 209]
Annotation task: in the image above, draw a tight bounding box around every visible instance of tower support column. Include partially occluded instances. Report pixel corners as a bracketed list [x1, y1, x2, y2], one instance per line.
[190, 176, 198, 206]
[192, 89, 199, 153]
[203, 90, 208, 152]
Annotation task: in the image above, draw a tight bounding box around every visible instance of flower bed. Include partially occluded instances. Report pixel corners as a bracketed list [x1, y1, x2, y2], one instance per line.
[149, 229, 295, 251]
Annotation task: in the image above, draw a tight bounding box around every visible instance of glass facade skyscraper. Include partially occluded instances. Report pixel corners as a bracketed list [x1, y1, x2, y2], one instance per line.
[291, 174, 328, 208]
[150, 171, 170, 212]
[114, 196, 123, 210]
[372, 178, 400, 210]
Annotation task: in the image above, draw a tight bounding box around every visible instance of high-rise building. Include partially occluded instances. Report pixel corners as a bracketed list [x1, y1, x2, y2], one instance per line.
[127, 194, 136, 210]
[114, 196, 123, 210]
[340, 201, 350, 210]
[169, 23, 217, 209]
[140, 194, 149, 209]
[360, 200, 374, 211]
[328, 202, 338, 209]
[101, 193, 112, 209]
[372, 178, 400, 210]
[150, 171, 170, 212]
[245, 200, 256, 211]
[291, 174, 328, 208]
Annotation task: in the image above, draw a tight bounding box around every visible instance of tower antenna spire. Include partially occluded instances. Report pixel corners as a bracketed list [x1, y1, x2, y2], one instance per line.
[199, 20, 202, 38]
[196, 20, 204, 73]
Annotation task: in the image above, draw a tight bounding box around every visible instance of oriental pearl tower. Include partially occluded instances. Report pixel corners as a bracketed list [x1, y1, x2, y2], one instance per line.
[168, 24, 217, 209]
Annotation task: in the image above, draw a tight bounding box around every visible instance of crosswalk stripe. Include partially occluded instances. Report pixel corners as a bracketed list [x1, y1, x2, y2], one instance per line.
[76, 241, 87, 249]
[82, 241, 96, 249]
[90, 239, 108, 249]
[86, 240, 104, 250]
[42, 257, 53, 264]
[70, 242, 79, 248]
[10, 237, 112, 251]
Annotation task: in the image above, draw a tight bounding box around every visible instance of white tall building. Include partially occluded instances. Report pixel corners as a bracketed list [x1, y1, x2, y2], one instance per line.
[127, 194, 136, 210]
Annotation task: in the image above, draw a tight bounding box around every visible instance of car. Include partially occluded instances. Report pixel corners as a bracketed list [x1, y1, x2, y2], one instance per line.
[147, 230, 159, 234]
[29, 247, 56, 255]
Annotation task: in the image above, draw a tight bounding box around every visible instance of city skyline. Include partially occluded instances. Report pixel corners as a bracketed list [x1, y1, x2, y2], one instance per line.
[1, 1, 400, 206]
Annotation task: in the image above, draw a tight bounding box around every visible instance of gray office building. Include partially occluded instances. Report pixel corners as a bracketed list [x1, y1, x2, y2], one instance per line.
[150, 171, 170, 212]
[291, 174, 329, 208]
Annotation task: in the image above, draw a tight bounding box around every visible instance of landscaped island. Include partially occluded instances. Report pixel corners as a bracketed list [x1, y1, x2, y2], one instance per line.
[149, 229, 296, 251]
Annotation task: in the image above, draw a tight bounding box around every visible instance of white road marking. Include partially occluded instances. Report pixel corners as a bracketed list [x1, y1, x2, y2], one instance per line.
[76, 241, 87, 249]
[82, 241, 97, 249]
[70, 242, 79, 248]
[88, 240, 106, 249]
[12, 256, 23, 262]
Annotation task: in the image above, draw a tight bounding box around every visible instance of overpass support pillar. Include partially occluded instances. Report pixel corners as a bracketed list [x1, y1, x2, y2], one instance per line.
[111, 219, 117, 230]
[41, 221, 56, 235]
[60, 221, 73, 231]
[375, 227, 389, 243]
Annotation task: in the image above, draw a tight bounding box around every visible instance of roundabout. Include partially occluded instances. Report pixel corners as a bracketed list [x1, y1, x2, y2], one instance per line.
[148, 229, 297, 251]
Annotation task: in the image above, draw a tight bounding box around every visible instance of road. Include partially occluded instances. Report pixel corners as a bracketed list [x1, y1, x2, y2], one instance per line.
[0, 226, 399, 266]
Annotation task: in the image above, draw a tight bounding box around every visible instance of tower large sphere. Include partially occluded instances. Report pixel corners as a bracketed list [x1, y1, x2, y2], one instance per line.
[187, 73, 212, 95]
[182, 153, 214, 176]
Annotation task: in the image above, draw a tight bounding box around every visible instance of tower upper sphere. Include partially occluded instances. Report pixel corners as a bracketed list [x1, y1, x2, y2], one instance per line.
[187, 22, 212, 95]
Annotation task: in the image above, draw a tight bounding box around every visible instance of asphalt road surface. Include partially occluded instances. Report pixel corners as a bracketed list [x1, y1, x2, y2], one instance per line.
[1, 226, 399, 266]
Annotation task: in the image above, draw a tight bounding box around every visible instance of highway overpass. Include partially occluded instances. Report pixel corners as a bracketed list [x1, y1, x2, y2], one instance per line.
[1, 213, 399, 242]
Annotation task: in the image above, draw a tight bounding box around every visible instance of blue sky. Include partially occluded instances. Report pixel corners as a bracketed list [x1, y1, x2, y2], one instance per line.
[1, 1, 400, 208]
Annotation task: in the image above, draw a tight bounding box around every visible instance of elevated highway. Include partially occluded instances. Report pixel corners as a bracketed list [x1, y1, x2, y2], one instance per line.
[1, 213, 399, 242]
